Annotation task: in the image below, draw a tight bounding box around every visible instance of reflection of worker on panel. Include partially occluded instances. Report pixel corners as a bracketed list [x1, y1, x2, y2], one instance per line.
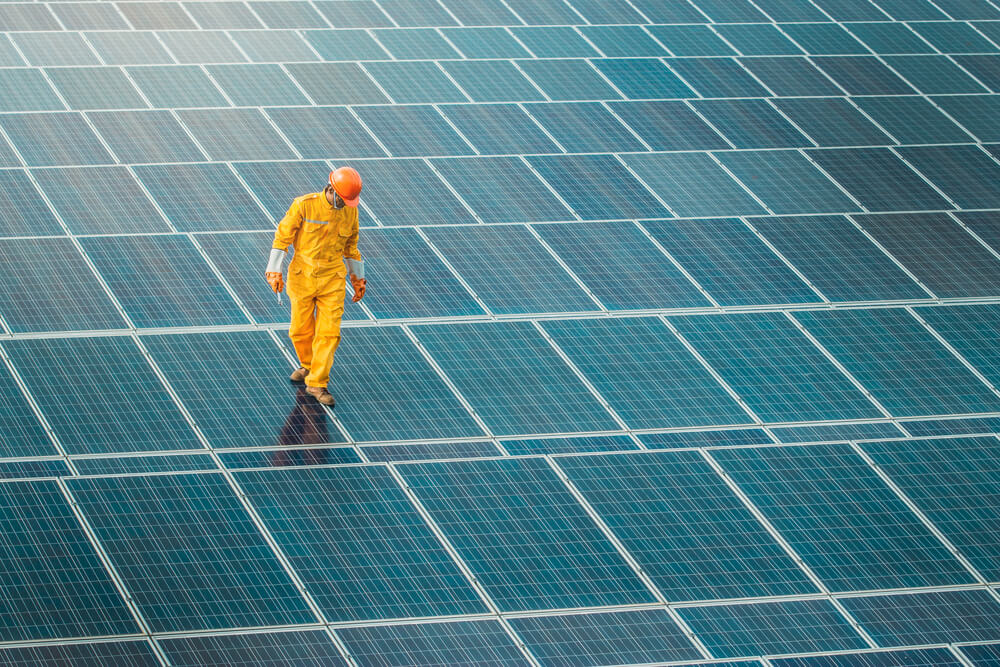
[265, 167, 367, 406]
[271, 387, 330, 467]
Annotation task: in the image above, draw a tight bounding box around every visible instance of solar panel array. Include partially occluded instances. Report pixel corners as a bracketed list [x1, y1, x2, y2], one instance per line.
[2, 0, 1000, 664]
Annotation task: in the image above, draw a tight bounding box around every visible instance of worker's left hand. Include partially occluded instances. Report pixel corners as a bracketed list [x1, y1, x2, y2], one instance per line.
[351, 276, 366, 302]
[266, 271, 284, 293]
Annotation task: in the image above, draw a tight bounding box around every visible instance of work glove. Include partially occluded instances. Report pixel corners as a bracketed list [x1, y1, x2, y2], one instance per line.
[351, 276, 366, 302]
[266, 271, 284, 293]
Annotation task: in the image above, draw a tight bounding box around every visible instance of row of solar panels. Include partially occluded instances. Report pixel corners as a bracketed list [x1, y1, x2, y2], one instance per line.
[2, 440, 1000, 639]
[0, 0, 999, 30]
[5, 19, 1000, 64]
[3, 306, 1000, 455]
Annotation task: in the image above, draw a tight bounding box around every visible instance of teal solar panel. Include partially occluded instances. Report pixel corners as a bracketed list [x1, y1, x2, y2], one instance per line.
[739, 57, 845, 96]
[87, 110, 208, 164]
[337, 620, 528, 667]
[666, 58, 769, 97]
[510, 27, 602, 57]
[205, 64, 311, 107]
[714, 24, 805, 55]
[0, 641, 159, 665]
[344, 158, 476, 226]
[854, 96, 972, 144]
[126, 65, 230, 108]
[364, 61, 468, 103]
[502, 435, 639, 456]
[442, 28, 532, 58]
[353, 105, 476, 157]
[265, 107, 387, 160]
[176, 108, 297, 161]
[646, 25, 737, 57]
[580, 25, 669, 57]
[0, 69, 64, 112]
[813, 56, 917, 94]
[840, 590, 1000, 646]
[441, 61, 545, 103]
[0, 112, 115, 167]
[161, 631, 347, 667]
[692, 99, 813, 149]
[934, 95, 1000, 143]
[438, 103, 562, 154]
[524, 102, 646, 153]
[608, 100, 731, 151]
[768, 422, 905, 443]
[845, 22, 937, 54]
[773, 98, 895, 147]
[884, 55, 989, 94]
[45, 66, 146, 111]
[899, 144, 1000, 209]
[640, 428, 775, 449]
[917, 303, 1000, 395]
[517, 59, 624, 101]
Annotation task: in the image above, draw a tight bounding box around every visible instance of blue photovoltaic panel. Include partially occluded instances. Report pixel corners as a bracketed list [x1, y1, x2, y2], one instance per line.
[795, 308, 1000, 416]
[510, 26, 602, 57]
[206, 64, 311, 107]
[421, 224, 598, 314]
[649, 25, 738, 56]
[314, 2, 394, 28]
[840, 590, 1000, 646]
[218, 447, 361, 469]
[0, 69, 65, 112]
[640, 429, 775, 449]
[608, 100, 731, 151]
[919, 303, 1000, 386]
[909, 21, 996, 52]
[398, 456, 655, 611]
[644, 218, 822, 306]
[712, 443, 974, 591]
[439, 0, 522, 25]
[509, 609, 702, 667]
[897, 145, 1000, 209]
[175, 109, 297, 161]
[770, 422, 904, 443]
[44, 67, 146, 111]
[502, 435, 640, 456]
[304, 29, 390, 60]
[0, 480, 138, 641]
[441, 61, 546, 103]
[430, 156, 576, 223]
[4, 336, 202, 455]
[353, 227, 485, 319]
[438, 103, 562, 155]
[363, 61, 468, 104]
[692, 99, 812, 149]
[0, 112, 114, 167]
[557, 450, 816, 601]
[353, 105, 476, 157]
[126, 65, 230, 107]
[377, 0, 458, 27]
[845, 22, 938, 54]
[934, 95, 1000, 143]
[0, 238, 126, 333]
[361, 441, 502, 462]
[532, 221, 712, 310]
[516, 59, 623, 101]
[229, 160, 336, 222]
[524, 102, 646, 153]
[677, 600, 868, 658]
[73, 454, 220, 476]
[715, 24, 804, 55]
[156, 31, 247, 63]
[692, 0, 769, 21]
[80, 235, 249, 328]
[231, 30, 319, 63]
[0, 459, 71, 480]
[441, 28, 532, 59]
[715, 150, 862, 215]
[160, 630, 348, 667]
[883, 55, 988, 95]
[739, 56, 843, 96]
[337, 620, 529, 667]
[66, 473, 317, 633]
[579, 25, 669, 57]
[142, 331, 346, 449]
[780, 24, 870, 55]
[0, 642, 159, 665]
[346, 158, 476, 226]
[960, 644, 1000, 667]
[813, 56, 917, 94]
[669, 312, 883, 423]
[773, 98, 894, 147]
[528, 154, 671, 220]
[595, 58, 699, 99]
[541, 317, 752, 429]
[86, 110, 208, 165]
[863, 435, 1000, 581]
[622, 152, 768, 218]
[751, 215, 929, 302]
[851, 213, 1000, 298]
[265, 107, 387, 160]
[772, 648, 963, 667]
[324, 326, 486, 442]
[235, 465, 487, 621]
[902, 416, 1000, 437]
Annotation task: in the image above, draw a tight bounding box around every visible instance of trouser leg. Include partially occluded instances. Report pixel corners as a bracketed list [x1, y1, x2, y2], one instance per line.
[288, 293, 316, 371]
[305, 278, 346, 388]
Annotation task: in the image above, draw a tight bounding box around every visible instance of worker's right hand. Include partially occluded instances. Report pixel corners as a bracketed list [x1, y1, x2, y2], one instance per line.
[266, 271, 284, 293]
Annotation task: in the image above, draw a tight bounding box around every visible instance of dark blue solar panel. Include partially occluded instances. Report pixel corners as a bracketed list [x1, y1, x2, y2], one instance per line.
[773, 648, 963, 667]
[265, 107, 387, 160]
[430, 156, 575, 223]
[361, 441, 501, 462]
[398, 456, 655, 611]
[235, 465, 487, 621]
[693, 99, 812, 149]
[678, 600, 868, 658]
[594, 58, 697, 99]
[739, 56, 845, 96]
[517, 59, 623, 101]
[442, 27, 531, 58]
[960, 643, 1000, 667]
[902, 416, 1000, 437]
[525, 102, 646, 153]
[421, 225, 598, 314]
[441, 61, 546, 103]
[934, 95, 1000, 143]
[669, 312, 883, 423]
[796, 308, 1000, 416]
[936, 0, 1000, 19]
[502, 435, 639, 456]
[751, 215, 929, 302]
[364, 61, 468, 103]
[840, 590, 1000, 646]
[175, 109, 297, 161]
[0, 480, 138, 641]
[647, 25, 737, 56]
[337, 620, 529, 667]
[352, 227, 485, 319]
[0, 238, 126, 333]
[864, 435, 1000, 580]
[0, 459, 70, 479]
[325, 326, 486, 441]
[531, 221, 712, 310]
[510, 609, 702, 666]
[910, 21, 997, 52]
[558, 449, 816, 600]
[808, 148, 951, 212]
[813, 56, 917, 94]
[73, 454, 220, 476]
[716, 150, 862, 215]
[717, 23, 805, 55]
[80, 235, 249, 328]
[855, 96, 973, 144]
[353, 106, 475, 157]
[218, 447, 360, 469]
[640, 429, 775, 449]
[774, 98, 895, 147]
[346, 158, 476, 226]
[0, 641, 159, 666]
[161, 630, 347, 667]
[644, 218, 822, 306]
[580, 25, 669, 57]
[667, 58, 769, 97]
[5, 336, 202, 455]
[528, 154, 671, 220]
[770, 422, 904, 443]
[899, 145, 1000, 209]
[714, 442, 974, 590]
[66, 473, 316, 633]
[919, 303, 1000, 387]
[609, 100, 730, 151]
[622, 153, 768, 217]
[885, 55, 989, 94]
[438, 103, 562, 155]
[0, 112, 114, 166]
[542, 317, 751, 429]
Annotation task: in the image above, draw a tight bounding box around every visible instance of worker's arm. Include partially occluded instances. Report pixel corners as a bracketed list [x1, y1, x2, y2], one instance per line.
[266, 199, 303, 293]
[343, 215, 366, 302]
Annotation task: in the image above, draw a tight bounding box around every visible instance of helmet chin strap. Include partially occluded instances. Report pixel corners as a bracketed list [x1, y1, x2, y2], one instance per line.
[325, 185, 345, 209]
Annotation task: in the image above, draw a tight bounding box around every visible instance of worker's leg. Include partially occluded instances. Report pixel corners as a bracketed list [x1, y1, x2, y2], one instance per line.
[304, 277, 347, 388]
[287, 268, 317, 371]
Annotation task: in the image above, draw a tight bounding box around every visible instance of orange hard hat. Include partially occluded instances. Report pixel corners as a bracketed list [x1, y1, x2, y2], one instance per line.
[330, 167, 362, 207]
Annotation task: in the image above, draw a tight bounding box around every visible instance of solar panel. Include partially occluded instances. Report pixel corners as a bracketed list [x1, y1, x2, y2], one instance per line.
[640, 428, 775, 449]
[336, 620, 528, 667]
[959, 643, 1000, 667]
[692, 99, 812, 149]
[769, 422, 904, 443]
[502, 435, 640, 456]
[159, 630, 347, 667]
[840, 589, 1000, 646]
[0, 641, 160, 666]
[772, 648, 964, 667]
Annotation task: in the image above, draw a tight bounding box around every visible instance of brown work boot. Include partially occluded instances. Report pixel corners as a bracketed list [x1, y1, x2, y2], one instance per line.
[305, 385, 335, 406]
[289, 367, 308, 383]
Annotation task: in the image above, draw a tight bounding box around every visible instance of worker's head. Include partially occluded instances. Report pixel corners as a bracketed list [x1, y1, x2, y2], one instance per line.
[327, 167, 362, 209]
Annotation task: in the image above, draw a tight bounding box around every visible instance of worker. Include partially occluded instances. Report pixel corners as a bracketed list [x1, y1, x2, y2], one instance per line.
[265, 167, 366, 406]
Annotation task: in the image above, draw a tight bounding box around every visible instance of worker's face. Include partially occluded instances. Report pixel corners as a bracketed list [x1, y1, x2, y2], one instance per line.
[326, 185, 345, 209]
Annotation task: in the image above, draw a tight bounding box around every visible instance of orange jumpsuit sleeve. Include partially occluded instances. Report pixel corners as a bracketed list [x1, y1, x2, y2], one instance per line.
[273, 199, 303, 251]
[343, 211, 362, 261]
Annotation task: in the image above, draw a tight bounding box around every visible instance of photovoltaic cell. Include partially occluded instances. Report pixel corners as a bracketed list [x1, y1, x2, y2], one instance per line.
[884, 55, 988, 95]
[414, 321, 620, 436]
[780, 23, 870, 54]
[579, 25, 668, 57]
[251, 0, 325, 28]
[509, 609, 702, 667]
[88, 33, 175, 66]
[0, 112, 115, 167]
[918, 303, 1000, 388]
[183, 1, 264, 29]
[715, 24, 805, 55]
[0, 460, 68, 480]
[933, 95, 1000, 143]
[524, 102, 646, 153]
[769, 422, 904, 443]
[813, 56, 917, 94]
[377, 0, 458, 27]
[608, 100, 731, 151]
[156, 31, 247, 63]
[398, 456, 655, 611]
[909, 21, 997, 53]
[669, 312, 882, 423]
[441, 28, 532, 59]
[899, 145, 1000, 209]
[231, 30, 319, 63]
[863, 435, 1000, 580]
[692, 99, 812, 149]
[960, 643, 1000, 667]
[840, 590, 1000, 646]
[640, 429, 775, 449]
[739, 57, 844, 96]
[0, 169, 65, 237]
[510, 27, 601, 57]
[232, 160, 334, 222]
[648, 25, 738, 57]
[713, 443, 974, 590]
[854, 96, 972, 145]
[677, 599, 868, 658]
[361, 441, 501, 462]
[72, 454, 219, 476]
[542, 317, 751, 429]
[142, 331, 345, 449]
[265, 107, 387, 160]
[314, 1, 395, 28]
[666, 58, 769, 97]
[160, 631, 347, 667]
[557, 450, 816, 601]
[502, 435, 639, 456]
[175, 109, 297, 161]
[845, 22, 937, 54]
[4, 336, 203, 455]
[12, 33, 100, 66]
[117, 2, 197, 29]
[303, 29, 390, 60]
[0, 70, 64, 112]
[795, 308, 1000, 416]
[773, 98, 894, 147]
[772, 648, 963, 667]
[902, 416, 1000, 437]
[441, 61, 545, 103]
[204, 64, 309, 107]
[87, 110, 208, 164]
[363, 61, 469, 104]
[0, 480, 137, 641]
[438, 103, 562, 155]
[693, 0, 769, 22]
[353, 106, 476, 157]
[126, 66, 230, 108]
[421, 224, 597, 314]
[516, 59, 624, 101]
[44, 67, 147, 111]
[0, 641, 159, 666]
[593, 59, 697, 99]
[218, 447, 361, 469]
[66, 472, 316, 633]
[337, 620, 529, 667]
